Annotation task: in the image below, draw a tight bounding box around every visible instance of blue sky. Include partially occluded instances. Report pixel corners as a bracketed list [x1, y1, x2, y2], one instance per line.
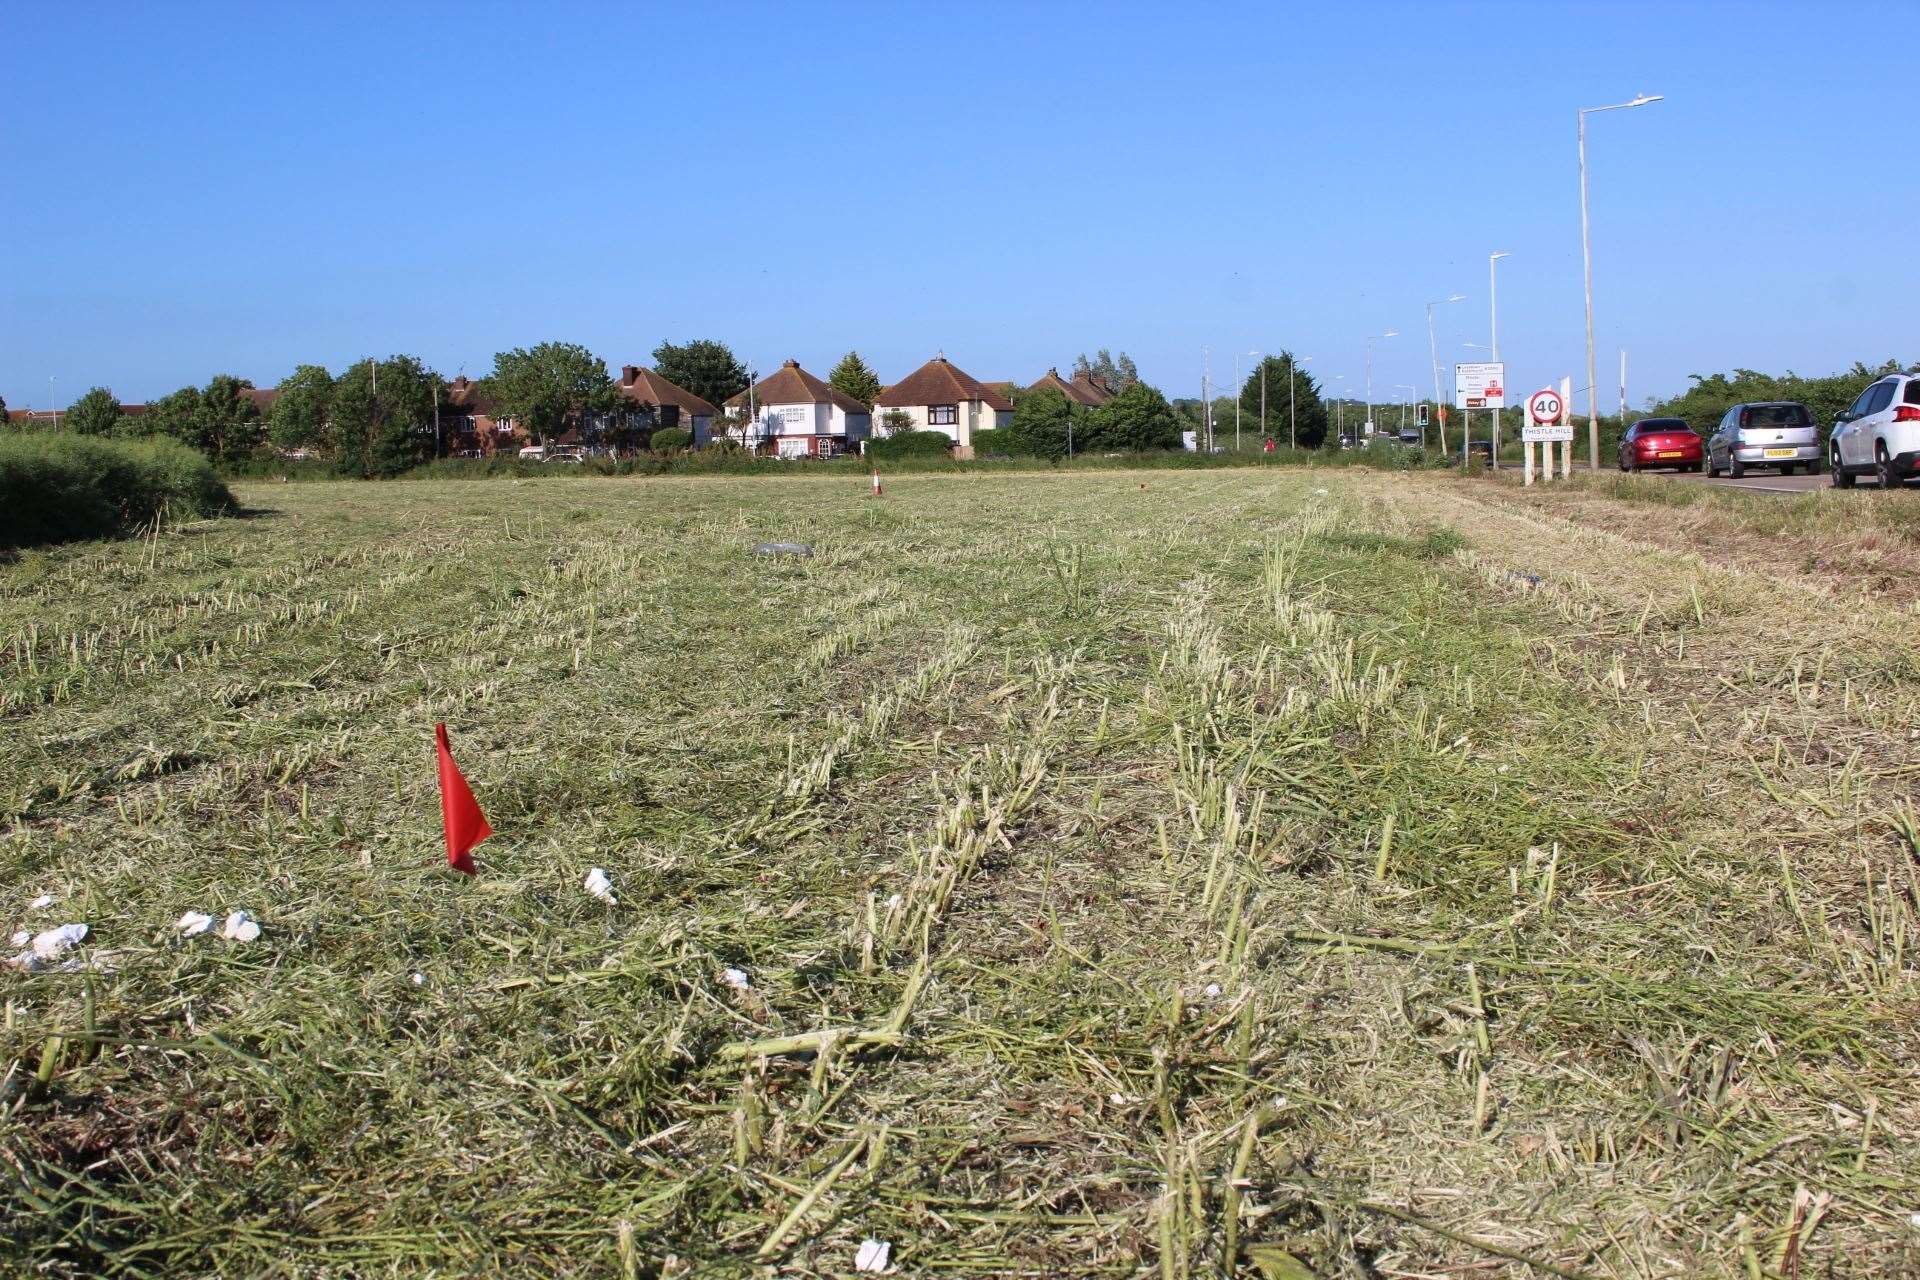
[3, 0, 1914, 416]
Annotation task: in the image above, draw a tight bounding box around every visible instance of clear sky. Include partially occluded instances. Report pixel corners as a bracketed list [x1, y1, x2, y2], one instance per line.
[3, 0, 1914, 416]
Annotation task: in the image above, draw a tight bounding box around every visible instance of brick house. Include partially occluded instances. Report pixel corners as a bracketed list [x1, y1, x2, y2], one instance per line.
[614, 366, 717, 446]
[1027, 367, 1116, 408]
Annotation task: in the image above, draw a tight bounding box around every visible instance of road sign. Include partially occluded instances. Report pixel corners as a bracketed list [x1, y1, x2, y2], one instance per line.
[1454, 362, 1506, 409]
[1522, 423, 1573, 442]
[1526, 387, 1565, 425]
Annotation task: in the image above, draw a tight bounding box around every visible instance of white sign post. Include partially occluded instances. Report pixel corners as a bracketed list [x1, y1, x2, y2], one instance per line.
[1454, 362, 1506, 468]
[1522, 387, 1573, 485]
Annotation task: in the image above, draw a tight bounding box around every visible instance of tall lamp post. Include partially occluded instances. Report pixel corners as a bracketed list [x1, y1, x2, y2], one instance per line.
[1424, 295, 1465, 451]
[1329, 374, 1348, 442]
[1488, 253, 1510, 467]
[1579, 93, 1663, 470]
[1289, 355, 1313, 451]
[1394, 385, 1417, 435]
[1364, 331, 1397, 440]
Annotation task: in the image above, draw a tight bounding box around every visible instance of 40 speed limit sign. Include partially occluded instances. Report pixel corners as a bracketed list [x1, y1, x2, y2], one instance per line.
[1523, 387, 1571, 441]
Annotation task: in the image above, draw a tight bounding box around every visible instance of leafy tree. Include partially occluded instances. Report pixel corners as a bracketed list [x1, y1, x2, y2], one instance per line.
[828, 350, 883, 410]
[879, 409, 915, 438]
[66, 386, 124, 436]
[1083, 382, 1181, 452]
[194, 375, 264, 461]
[144, 386, 203, 446]
[268, 364, 335, 452]
[330, 356, 440, 476]
[1072, 348, 1139, 391]
[484, 342, 615, 445]
[1008, 387, 1078, 460]
[651, 339, 749, 410]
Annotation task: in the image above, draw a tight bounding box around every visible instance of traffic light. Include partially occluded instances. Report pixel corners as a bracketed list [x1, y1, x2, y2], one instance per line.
[1417, 403, 1429, 427]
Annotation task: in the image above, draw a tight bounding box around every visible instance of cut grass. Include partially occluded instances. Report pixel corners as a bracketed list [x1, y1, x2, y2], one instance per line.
[2, 469, 1916, 1278]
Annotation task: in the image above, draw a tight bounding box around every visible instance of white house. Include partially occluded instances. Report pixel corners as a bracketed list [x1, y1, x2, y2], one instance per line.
[875, 355, 1014, 458]
[723, 360, 871, 459]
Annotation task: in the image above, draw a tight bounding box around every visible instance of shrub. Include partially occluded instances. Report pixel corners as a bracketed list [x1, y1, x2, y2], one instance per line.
[652, 427, 693, 450]
[0, 434, 235, 547]
[970, 427, 1023, 457]
[868, 430, 954, 460]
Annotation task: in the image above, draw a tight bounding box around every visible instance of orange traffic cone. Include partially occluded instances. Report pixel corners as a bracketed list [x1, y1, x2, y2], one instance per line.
[870, 470, 883, 498]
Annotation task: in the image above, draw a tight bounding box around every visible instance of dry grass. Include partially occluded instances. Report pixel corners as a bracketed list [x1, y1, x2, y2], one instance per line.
[2, 469, 1916, 1278]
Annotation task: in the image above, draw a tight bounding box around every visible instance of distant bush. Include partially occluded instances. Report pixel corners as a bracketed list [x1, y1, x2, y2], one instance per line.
[868, 430, 954, 460]
[652, 427, 692, 450]
[0, 434, 235, 547]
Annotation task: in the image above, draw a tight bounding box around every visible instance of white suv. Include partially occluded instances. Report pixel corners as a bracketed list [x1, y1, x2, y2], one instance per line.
[1830, 372, 1920, 489]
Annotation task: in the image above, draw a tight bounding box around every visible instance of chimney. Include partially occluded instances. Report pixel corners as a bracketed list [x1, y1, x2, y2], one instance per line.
[621, 365, 639, 385]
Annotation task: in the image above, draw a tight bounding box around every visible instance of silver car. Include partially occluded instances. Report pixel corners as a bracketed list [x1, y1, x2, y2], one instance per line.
[1705, 401, 1820, 478]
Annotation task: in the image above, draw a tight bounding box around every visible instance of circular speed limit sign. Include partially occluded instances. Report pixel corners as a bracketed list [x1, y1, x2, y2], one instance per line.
[1527, 388, 1564, 424]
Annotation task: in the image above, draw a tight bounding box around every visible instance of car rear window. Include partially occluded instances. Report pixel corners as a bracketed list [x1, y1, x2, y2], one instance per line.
[1640, 419, 1689, 430]
[1741, 404, 1810, 428]
[1905, 380, 1920, 406]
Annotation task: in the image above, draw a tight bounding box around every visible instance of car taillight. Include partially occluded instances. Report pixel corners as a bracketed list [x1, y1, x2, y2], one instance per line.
[1894, 406, 1920, 423]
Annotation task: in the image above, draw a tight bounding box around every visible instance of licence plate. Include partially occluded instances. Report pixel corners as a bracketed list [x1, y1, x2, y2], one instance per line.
[1657, 451, 1682, 458]
[1764, 448, 1796, 458]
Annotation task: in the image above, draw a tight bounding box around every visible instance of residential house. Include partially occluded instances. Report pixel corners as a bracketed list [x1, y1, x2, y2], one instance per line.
[441, 375, 522, 456]
[614, 366, 717, 446]
[723, 360, 871, 459]
[1026, 367, 1116, 408]
[7, 404, 148, 428]
[875, 355, 1014, 458]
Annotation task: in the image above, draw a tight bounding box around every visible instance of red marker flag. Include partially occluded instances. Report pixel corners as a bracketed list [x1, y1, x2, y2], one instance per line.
[435, 723, 492, 875]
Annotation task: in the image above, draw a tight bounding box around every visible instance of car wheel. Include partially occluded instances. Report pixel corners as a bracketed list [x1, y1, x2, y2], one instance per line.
[1876, 444, 1899, 489]
[1831, 448, 1854, 488]
[1728, 456, 1745, 479]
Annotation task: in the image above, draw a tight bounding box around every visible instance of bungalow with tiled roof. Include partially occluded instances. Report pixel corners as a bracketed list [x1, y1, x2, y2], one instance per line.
[615, 365, 717, 446]
[875, 355, 1014, 458]
[1027, 367, 1116, 408]
[723, 360, 871, 459]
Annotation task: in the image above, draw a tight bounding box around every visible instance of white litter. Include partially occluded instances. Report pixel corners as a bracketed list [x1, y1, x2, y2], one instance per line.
[410, 972, 427, 987]
[8, 930, 26, 948]
[176, 911, 215, 937]
[854, 1239, 892, 1272]
[1203, 983, 1223, 998]
[8, 923, 90, 970]
[29, 894, 55, 910]
[720, 967, 751, 991]
[221, 910, 262, 943]
[583, 867, 617, 905]
[34, 923, 88, 960]
[1313, 487, 1329, 496]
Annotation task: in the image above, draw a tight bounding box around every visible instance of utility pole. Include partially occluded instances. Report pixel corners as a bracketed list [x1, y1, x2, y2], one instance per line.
[1259, 358, 1267, 443]
[1233, 350, 1242, 454]
[1202, 347, 1212, 452]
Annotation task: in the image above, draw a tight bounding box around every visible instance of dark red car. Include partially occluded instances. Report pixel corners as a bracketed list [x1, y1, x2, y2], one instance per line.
[1618, 418, 1705, 473]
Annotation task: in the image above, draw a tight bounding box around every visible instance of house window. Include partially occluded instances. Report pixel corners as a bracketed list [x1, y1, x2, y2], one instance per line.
[928, 404, 958, 426]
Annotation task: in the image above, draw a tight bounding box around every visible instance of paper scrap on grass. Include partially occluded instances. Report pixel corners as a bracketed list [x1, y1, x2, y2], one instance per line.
[221, 910, 261, 942]
[7, 923, 90, 971]
[854, 1239, 892, 1272]
[176, 911, 215, 937]
[584, 868, 617, 905]
[29, 894, 55, 910]
[720, 967, 751, 991]
[8, 930, 26, 948]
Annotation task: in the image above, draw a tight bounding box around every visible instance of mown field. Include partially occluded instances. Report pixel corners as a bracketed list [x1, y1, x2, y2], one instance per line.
[3, 469, 1918, 1278]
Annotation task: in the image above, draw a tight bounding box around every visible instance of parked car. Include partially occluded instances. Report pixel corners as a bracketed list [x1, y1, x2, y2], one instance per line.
[1465, 439, 1493, 466]
[1397, 428, 1422, 446]
[516, 445, 548, 462]
[546, 446, 586, 464]
[1829, 370, 1920, 489]
[1705, 402, 1819, 478]
[1618, 418, 1704, 473]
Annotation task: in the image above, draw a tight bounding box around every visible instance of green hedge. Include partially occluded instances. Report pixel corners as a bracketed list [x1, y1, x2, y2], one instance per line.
[651, 427, 692, 450]
[867, 430, 954, 460]
[0, 434, 236, 547]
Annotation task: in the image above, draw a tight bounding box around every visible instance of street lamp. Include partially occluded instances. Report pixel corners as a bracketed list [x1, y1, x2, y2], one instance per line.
[1488, 253, 1511, 361]
[1424, 295, 1465, 449]
[1579, 93, 1662, 470]
[1289, 355, 1313, 451]
[1365, 330, 1397, 439]
[1329, 374, 1348, 442]
[1233, 349, 1261, 453]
